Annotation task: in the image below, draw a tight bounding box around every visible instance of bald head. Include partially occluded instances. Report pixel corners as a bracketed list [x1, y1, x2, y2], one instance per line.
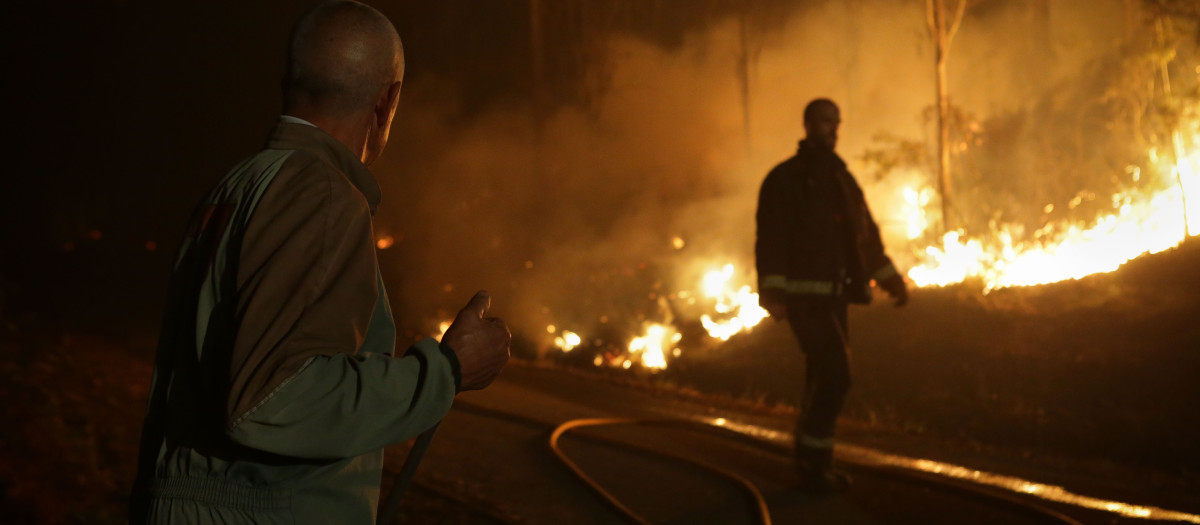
[283, 0, 404, 117]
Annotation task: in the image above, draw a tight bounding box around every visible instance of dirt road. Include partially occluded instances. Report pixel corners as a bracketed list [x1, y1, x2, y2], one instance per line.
[386, 363, 1197, 524]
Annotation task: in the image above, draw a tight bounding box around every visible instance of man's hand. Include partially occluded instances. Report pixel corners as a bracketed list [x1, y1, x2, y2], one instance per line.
[441, 291, 510, 391]
[879, 275, 909, 307]
[762, 299, 789, 321]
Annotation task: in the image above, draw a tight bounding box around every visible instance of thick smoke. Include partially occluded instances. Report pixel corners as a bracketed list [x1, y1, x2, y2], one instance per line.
[372, 0, 1183, 354]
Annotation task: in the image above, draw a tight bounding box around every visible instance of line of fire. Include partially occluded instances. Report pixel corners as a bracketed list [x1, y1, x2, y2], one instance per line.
[3, 0, 1199, 523]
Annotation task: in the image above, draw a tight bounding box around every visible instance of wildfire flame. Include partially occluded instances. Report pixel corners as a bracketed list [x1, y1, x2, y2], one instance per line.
[555, 330, 583, 352]
[628, 322, 679, 369]
[546, 262, 769, 371]
[903, 186, 936, 240]
[540, 104, 1200, 371]
[698, 263, 769, 341]
[907, 136, 1200, 292]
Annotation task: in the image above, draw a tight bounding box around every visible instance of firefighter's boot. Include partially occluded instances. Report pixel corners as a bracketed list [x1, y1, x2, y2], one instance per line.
[794, 443, 852, 493]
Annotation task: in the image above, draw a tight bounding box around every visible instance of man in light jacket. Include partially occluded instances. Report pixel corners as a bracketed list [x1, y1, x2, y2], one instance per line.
[130, 2, 510, 522]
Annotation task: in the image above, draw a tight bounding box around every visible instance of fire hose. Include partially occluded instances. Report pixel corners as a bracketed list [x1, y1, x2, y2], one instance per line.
[376, 399, 1091, 525]
[549, 417, 774, 525]
[455, 400, 1087, 525]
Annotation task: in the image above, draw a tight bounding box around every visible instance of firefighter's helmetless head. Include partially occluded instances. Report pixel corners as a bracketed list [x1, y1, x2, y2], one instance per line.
[803, 98, 840, 151]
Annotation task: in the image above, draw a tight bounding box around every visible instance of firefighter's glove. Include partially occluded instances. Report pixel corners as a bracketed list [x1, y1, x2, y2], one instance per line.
[442, 291, 511, 392]
[879, 274, 909, 307]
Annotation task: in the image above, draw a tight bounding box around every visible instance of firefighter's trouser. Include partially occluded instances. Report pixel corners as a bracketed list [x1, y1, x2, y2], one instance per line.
[786, 297, 850, 451]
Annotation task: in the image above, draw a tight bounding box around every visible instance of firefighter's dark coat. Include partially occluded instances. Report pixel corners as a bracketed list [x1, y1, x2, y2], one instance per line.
[756, 139, 898, 304]
[130, 120, 459, 524]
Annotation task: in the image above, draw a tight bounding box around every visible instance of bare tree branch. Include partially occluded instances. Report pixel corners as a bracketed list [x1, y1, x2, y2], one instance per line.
[945, 0, 968, 49]
[926, 0, 937, 37]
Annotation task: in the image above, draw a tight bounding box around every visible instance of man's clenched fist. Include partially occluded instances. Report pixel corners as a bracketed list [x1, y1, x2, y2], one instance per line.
[441, 291, 510, 391]
[879, 275, 909, 307]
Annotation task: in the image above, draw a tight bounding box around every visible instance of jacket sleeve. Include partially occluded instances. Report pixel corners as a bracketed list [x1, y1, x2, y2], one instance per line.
[223, 158, 455, 459]
[227, 338, 456, 459]
[850, 176, 899, 282]
[755, 169, 792, 304]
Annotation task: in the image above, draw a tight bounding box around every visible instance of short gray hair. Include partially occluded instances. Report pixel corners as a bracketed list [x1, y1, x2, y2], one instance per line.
[282, 1, 404, 116]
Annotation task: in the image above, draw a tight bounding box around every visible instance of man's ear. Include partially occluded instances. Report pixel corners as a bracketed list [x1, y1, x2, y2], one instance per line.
[375, 80, 403, 128]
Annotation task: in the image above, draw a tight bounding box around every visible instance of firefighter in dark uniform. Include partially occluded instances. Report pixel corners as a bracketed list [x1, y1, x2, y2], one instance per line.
[755, 98, 908, 492]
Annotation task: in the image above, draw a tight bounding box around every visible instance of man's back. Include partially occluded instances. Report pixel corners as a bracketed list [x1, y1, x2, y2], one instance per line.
[131, 122, 459, 524]
[131, 3, 512, 521]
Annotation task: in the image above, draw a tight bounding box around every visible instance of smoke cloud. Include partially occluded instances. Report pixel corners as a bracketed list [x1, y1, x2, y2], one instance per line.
[369, 0, 1186, 356]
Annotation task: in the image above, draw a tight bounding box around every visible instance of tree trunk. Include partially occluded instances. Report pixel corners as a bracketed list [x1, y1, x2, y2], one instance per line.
[936, 46, 951, 232]
[1156, 16, 1191, 237]
[931, 0, 952, 232]
[927, 0, 966, 233]
[737, 12, 753, 154]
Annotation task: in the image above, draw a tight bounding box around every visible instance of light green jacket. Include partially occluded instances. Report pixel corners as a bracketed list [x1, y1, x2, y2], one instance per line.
[130, 120, 459, 524]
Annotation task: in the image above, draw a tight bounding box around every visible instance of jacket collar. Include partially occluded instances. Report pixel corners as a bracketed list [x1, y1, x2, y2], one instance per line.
[266, 119, 382, 214]
[797, 138, 846, 168]
[797, 138, 830, 154]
